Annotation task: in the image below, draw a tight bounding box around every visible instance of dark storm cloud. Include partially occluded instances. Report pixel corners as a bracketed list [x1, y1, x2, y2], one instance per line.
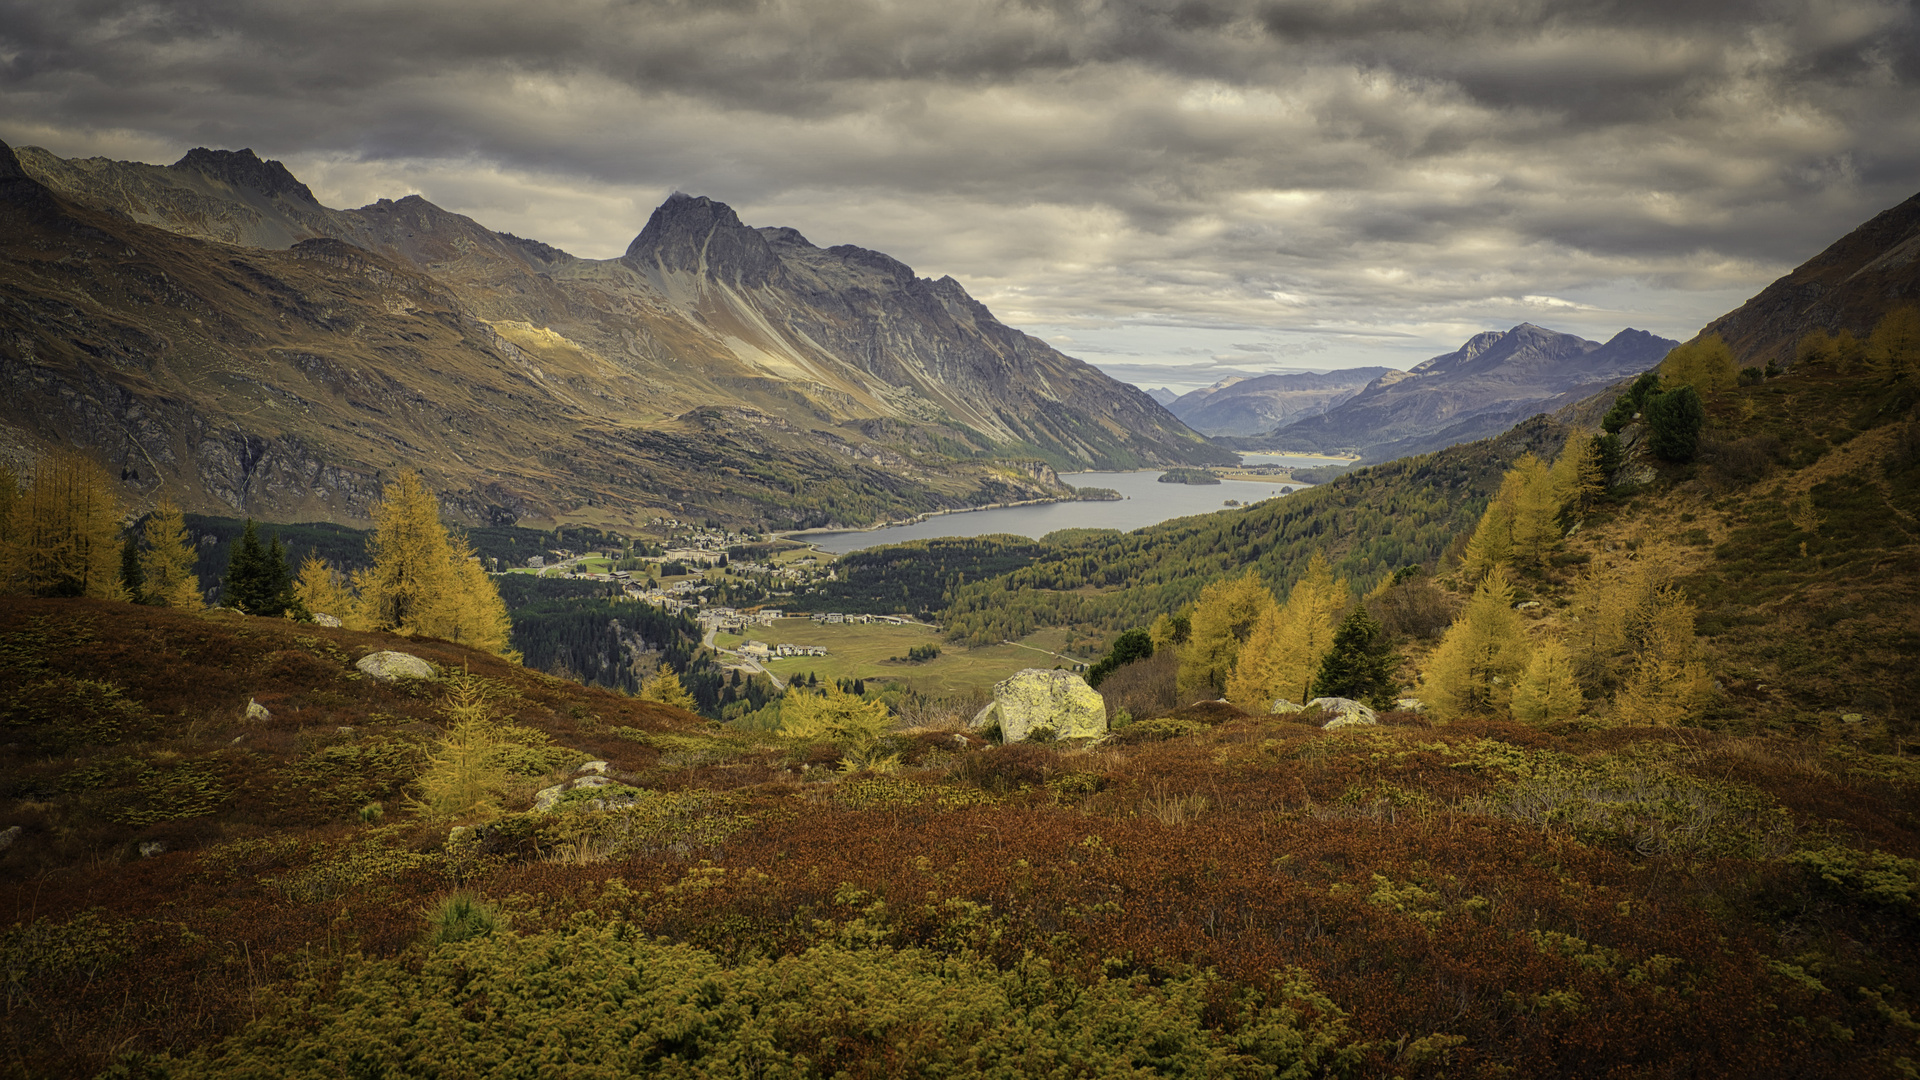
[2, 0, 1915, 373]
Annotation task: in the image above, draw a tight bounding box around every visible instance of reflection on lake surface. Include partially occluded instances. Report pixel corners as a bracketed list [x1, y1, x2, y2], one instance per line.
[800, 469, 1310, 554]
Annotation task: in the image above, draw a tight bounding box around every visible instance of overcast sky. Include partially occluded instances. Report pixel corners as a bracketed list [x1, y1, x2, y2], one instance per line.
[4, 0, 1916, 391]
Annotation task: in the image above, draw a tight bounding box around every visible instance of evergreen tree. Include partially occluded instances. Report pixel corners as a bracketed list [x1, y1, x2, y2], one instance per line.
[1646, 386, 1706, 463]
[262, 534, 294, 616]
[1310, 605, 1399, 708]
[138, 499, 202, 609]
[4, 449, 124, 599]
[1422, 567, 1531, 721]
[1183, 572, 1278, 701]
[1511, 639, 1582, 723]
[1087, 628, 1153, 688]
[224, 519, 269, 612]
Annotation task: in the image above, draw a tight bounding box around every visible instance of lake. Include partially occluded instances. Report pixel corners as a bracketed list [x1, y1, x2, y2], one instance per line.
[799, 467, 1315, 554]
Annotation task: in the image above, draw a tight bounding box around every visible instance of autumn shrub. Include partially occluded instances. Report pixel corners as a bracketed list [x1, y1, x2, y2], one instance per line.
[1098, 646, 1180, 720]
[426, 890, 503, 945]
[950, 742, 1070, 794]
[157, 921, 1367, 1079]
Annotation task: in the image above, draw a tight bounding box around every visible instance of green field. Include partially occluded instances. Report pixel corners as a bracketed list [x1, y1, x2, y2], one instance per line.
[715, 619, 1080, 694]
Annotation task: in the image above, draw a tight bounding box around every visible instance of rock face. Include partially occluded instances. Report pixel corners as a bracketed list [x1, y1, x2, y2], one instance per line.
[354, 651, 436, 682]
[972, 668, 1108, 742]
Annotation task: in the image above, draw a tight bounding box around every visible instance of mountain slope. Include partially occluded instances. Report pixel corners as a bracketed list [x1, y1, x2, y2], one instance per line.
[0, 141, 1076, 528]
[1243, 324, 1676, 460]
[7, 145, 1227, 528]
[1166, 368, 1393, 437]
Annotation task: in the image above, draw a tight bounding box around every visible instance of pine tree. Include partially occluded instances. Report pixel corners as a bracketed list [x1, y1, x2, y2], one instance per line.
[261, 534, 294, 616]
[1646, 386, 1706, 463]
[119, 532, 145, 602]
[1310, 605, 1399, 708]
[640, 662, 699, 712]
[1181, 572, 1277, 701]
[138, 499, 202, 609]
[224, 519, 268, 612]
[5, 449, 124, 599]
[1421, 567, 1531, 721]
[1511, 639, 1582, 723]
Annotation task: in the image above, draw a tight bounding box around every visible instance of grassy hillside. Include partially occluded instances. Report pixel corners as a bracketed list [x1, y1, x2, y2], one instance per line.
[5, 597, 1920, 1077]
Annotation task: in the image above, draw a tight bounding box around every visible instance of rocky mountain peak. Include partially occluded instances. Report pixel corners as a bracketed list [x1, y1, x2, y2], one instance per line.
[0, 138, 25, 182]
[170, 147, 318, 203]
[624, 192, 781, 285]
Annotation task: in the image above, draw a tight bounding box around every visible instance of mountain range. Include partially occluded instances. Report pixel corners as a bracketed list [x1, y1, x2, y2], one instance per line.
[0, 143, 1226, 529]
[1162, 368, 1396, 437]
[1235, 324, 1679, 460]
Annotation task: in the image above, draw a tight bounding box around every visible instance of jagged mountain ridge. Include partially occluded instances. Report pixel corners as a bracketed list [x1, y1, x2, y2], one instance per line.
[1240, 323, 1678, 460]
[0, 141, 1096, 528]
[1166, 368, 1395, 437]
[11, 147, 1224, 481]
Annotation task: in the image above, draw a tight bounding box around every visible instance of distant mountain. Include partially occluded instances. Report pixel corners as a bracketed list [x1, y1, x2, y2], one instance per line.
[1, 144, 1227, 528]
[1237, 324, 1677, 460]
[1145, 387, 1178, 406]
[1167, 368, 1394, 437]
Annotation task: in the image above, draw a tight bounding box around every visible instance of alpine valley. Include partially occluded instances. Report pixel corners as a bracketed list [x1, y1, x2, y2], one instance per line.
[0, 142, 1227, 530]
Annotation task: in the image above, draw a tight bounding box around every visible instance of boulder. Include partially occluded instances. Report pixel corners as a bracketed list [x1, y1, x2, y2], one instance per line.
[972, 668, 1107, 743]
[1393, 697, 1427, 714]
[312, 612, 343, 628]
[244, 698, 271, 722]
[1269, 699, 1306, 715]
[355, 650, 436, 681]
[0, 824, 21, 853]
[1308, 697, 1378, 726]
[138, 841, 166, 858]
[577, 760, 609, 775]
[533, 775, 615, 812]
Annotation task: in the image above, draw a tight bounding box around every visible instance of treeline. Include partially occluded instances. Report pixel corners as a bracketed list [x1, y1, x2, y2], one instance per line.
[505, 585, 722, 707]
[785, 534, 1050, 619]
[938, 416, 1572, 645]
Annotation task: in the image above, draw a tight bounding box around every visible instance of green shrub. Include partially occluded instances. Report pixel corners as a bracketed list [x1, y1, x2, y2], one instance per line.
[427, 891, 503, 945]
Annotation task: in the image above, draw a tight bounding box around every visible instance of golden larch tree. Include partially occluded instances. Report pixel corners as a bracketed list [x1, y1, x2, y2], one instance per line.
[294, 552, 362, 628]
[640, 662, 700, 712]
[1659, 335, 1737, 397]
[1180, 572, 1277, 701]
[359, 470, 457, 632]
[1421, 567, 1531, 721]
[5, 449, 124, 600]
[1611, 585, 1712, 725]
[1511, 638, 1583, 724]
[1228, 551, 1347, 708]
[137, 499, 202, 609]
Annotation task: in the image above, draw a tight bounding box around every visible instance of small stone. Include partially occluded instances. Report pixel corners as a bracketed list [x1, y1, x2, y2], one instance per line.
[138, 841, 166, 858]
[245, 698, 271, 722]
[312, 612, 343, 628]
[230, 734, 247, 744]
[449, 826, 472, 843]
[1394, 697, 1427, 714]
[1842, 713, 1866, 724]
[1269, 699, 1306, 715]
[355, 650, 436, 681]
[337, 726, 355, 735]
[0, 825, 22, 853]
[577, 760, 609, 775]
[1307, 697, 1379, 725]
[952, 732, 970, 745]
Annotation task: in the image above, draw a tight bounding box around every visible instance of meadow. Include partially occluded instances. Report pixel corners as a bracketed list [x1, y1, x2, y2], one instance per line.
[716, 620, 1081, 694]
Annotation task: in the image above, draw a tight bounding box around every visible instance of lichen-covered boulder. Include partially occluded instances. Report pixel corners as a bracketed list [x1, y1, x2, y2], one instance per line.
[245, 698, 271, 722]
[1394, 697, 1427, 714]
[355, 650, 435, 681]
[1308, 697, 1378, 727]
[972, 668, 1107, 742]
[312, 612, 343, 628]
[1269, 699, 1306, 715]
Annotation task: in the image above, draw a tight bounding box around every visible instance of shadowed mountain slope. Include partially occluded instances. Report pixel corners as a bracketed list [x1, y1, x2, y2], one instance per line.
[1166, 368, 1394, 437]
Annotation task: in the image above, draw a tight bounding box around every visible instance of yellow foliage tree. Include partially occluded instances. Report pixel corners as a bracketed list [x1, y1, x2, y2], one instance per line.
[3, 449, 124, 600]
[1507, 453, 1562, 572]
[356, 471, 517, 658]
[438, 535, 518, 660]
[1611, 585, 1712, 726]
[1659, 334, 1737, 397]
[294, 552, 362, 628]
[1867, 306, 1920, 379]
[1180, 572, 1277, 701]
[414, 675, 519, 820]
[1226, 552, 1347, 708]
[1548, 435, 1605, 518]
[1511, 638, 1582, 724]
[778, 682, 896, 772]
[640, 662, 699, 712]
[137, 499, 202, 609]
[1421, 567, 1531, 721]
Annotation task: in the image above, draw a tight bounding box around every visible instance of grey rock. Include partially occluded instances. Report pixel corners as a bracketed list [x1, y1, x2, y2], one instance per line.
[244, 697, 271, 722]
[138, 841, 166, 858]
[971, 668, 1107, 743]
[354, 650, 436, 681]
[1269, 699, 1307, 715]
[1308, 697, 1378, 725]
[1394, 697, 1427, 714]
[533, 775, 616, 812]
[0, 825, 21, 852]
[312, 612, 342, 628]
[577, 760, 609, 775]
